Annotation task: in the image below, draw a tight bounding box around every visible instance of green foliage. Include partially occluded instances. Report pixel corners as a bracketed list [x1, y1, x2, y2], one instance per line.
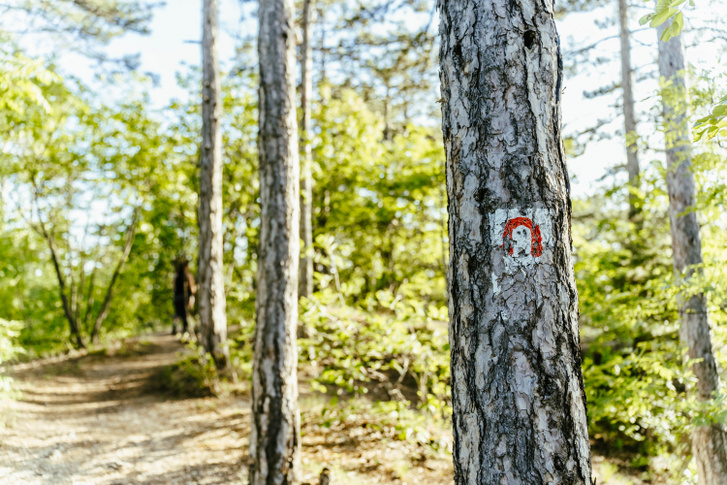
[0, 49, 262, 349]
[311, 85, 447, 304]
[694, 93, 727, 141]
[639, 0, 691, 41]
[573, 75, 727, 478]
[154, 350, 219, 398]
[298, 291, 451, 419]
[313, 398, 452, 453]
[0, 319, 24, 397]
[0, 320, 24, 365]
[4, 0, 156, 46]
[573, 181, 691, 460]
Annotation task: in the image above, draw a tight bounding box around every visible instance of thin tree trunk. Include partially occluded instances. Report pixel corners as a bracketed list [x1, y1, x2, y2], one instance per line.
[31, 185, 84, 349]
[318, 5, 326, 83]
[83, 264, 97, 333]
[656, 19, 727, 485]
[299, 0, 314, 300]
[250, 0, 301, 481]
[44, 228, 84, 349]
[618, 0, 640, 220]
[70, 263, 78, 325]
[91, 211, 138, 344]
[439, 0, 592, 482]
[199, 0, 230, 371]
[383, 83, 391, 142]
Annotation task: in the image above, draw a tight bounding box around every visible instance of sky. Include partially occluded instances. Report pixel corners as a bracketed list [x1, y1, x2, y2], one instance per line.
[11, 0, 727, 197]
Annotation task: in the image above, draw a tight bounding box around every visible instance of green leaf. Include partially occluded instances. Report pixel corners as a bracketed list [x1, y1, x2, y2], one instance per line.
[673, 11, 684, 31]
[659, 19, 682, 41]
[652, 7, 677, 28]
[712, 105, 727, 117]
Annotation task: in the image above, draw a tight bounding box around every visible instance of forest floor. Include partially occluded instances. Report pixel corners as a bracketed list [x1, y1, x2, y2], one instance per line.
[0, 333, 648, 484]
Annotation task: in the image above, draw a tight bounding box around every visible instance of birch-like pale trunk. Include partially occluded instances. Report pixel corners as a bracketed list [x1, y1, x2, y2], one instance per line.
[198, 0, 230, 370]
[656, 20, 727, 485]
[299, 0, 314, 299]
[438, 0, 592, 482]
[618, 0, 640, 219]
[250, 0, 301, 480]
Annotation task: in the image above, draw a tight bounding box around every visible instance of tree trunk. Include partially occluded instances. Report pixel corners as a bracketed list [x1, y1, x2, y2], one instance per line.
[656, 19, 727, 485]
[47, 231, 84, 349]
[198, 0, 230, 371]
[299, 0, 314, 300]
[91, 210, 138, 344]
[250, 0, 301, 481]
[32, 187, 85, 349]
[438, 0, 593, 482]
[618, 0, 640, 220]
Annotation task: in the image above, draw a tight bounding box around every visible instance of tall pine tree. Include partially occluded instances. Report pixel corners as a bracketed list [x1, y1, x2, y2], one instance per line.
[439, 0, 593, 481]
[250, 0, 301, 480]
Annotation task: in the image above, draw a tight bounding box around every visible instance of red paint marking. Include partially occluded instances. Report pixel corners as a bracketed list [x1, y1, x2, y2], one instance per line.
[501, 216, 543, 257]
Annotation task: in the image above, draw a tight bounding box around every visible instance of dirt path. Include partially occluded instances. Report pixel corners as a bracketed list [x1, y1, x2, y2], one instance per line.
[0, 335, 247, 484]
[0, 333, 650, 485]
[0, 334, 454, 485]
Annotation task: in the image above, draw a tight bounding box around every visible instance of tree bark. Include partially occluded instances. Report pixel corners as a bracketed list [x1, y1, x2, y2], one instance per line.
[299, 0, 314, 300]
[198, 0, 230, 370]
[656, 19, 727, 485]
[618, 0, 640, 220]
[438, 0, 593, 482]
[250, 0, 301, 481]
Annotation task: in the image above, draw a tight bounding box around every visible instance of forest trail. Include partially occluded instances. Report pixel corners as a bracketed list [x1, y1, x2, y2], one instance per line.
[0, 334, 248, 484]
[0, 333, 649, 485]
[0, 333, 454, 485]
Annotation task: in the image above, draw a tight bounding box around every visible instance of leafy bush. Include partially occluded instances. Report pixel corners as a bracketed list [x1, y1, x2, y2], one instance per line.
[154, 347, 219, 398]
[298, 290, 451, 420]
[313, 398, 452, 453]
[0, 319, 24, 398]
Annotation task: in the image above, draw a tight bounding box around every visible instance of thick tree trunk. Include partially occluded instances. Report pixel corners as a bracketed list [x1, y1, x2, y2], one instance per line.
[299, 0, 314, 300]
[250, 0, 301, 481]
[438, 0, 592, 482]
[656, 20, 727, 485]
[618, 0, 640, 220]
[198, 0, 230, 370]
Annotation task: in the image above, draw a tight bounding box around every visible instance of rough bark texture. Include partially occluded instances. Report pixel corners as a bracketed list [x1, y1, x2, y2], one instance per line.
[299, 0, 314, 300]
[656, 20, 727, 485]
[198, 0, 230, 370]
[250, 0, 301, 481]
[618, 0, 640, 220]
[438, 0, 593, 482]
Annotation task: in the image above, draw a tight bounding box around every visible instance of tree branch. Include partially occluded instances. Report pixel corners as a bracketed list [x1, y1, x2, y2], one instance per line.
[91, 207, 139, 343]
[30, 176, 85, 349]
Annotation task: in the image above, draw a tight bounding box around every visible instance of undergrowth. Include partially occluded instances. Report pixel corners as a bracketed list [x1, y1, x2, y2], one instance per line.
[153, 340, 219, 398]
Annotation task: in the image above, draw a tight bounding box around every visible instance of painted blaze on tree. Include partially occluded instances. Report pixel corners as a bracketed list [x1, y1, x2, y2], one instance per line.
[438, 0, 593, 482]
